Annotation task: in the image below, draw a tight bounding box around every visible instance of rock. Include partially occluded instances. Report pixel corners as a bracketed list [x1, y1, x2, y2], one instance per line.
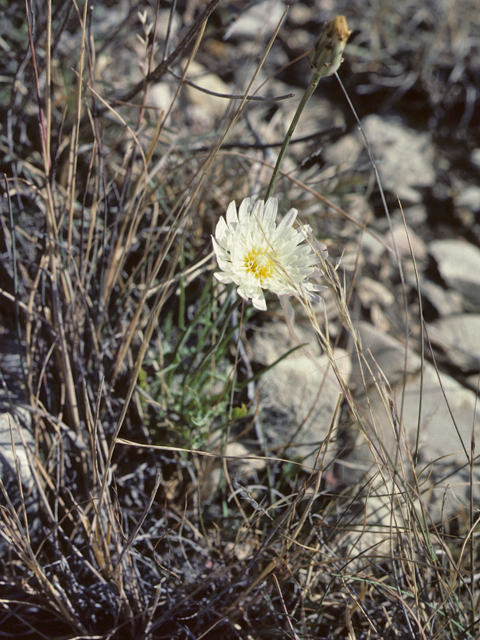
[334, 491, 393, 572]
[0, 409, 35, 497]
[225, 441, 266, 475]
[360, 231, 388, 263]
[429, 239, 480, 311]
[403, 204, 428, 226]
[357, 277, 395, 308]
[427, 314, 480, 371]
[288, 4, 311, 26]
[199, 442, 266, 503]
[183, 60, 232, 121]
[470, 148, 480, 171]
[361, 115, 436, 203]
[340, 320, 480, 521]
[0, 338, 38, 546]
[147, 83, 175, 114]
[323, 134, 362, 171]
[223, 0, 287, 40]
[417, 278, 464, 317]
[156, 8, 182, 42]
[91, 0, 130, 39]
[251, 322, 322, 365]
[250, 322, 351, 470]
[349, 321, 422, 393]
[388, 221, 427, 261]
[455, 185, 480, 214]
[352, 361, 480, 522]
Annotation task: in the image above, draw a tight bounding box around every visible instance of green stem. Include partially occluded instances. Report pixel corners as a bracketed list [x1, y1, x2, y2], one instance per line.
[265, 72, 321, 200]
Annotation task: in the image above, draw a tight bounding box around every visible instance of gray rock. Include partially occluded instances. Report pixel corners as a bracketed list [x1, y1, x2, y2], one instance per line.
[183, 61, 232, 122]
[427, 314, 480, 371]
[349, 321, 422, 393]
[361, 115, 436, 203]
[470, 148, 480, 171]
[323, 134, 362, 171]
[355, 361, 480, 521]
[334, 491, 393, 572]
[455, 185, 480, 213]
[250, 323, 350, 470]
[223, 0, 286, 40]
[417, 278, 464, 317]
[155, 9, 182, 42]
[147, 83, 175, 115]
[0, 338, 37, 536]
[0, 409, 35, 496]
[251, 322, 322, 365]
[342, 321, 480, 521]
[403, 204, 428, 226]
[360, 231, 388, 263]
[357, 277, 395, 309]
[388, 221, 427, 261]
[429, 239, 480, 311]
[199, 442, 266, 503]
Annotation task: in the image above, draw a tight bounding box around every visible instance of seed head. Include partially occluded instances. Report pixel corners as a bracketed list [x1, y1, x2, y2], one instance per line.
[308, 15, 351, 78]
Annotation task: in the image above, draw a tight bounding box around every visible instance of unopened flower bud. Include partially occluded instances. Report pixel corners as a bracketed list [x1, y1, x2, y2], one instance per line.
[308, 15, 351, 77]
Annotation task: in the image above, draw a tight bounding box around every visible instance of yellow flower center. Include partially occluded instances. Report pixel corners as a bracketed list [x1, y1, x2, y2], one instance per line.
[244, 248, 275, 281]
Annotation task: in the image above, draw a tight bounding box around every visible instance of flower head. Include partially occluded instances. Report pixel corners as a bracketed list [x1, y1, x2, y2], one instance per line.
[212, 197, 325, 310]
[308, 15, 351, 77]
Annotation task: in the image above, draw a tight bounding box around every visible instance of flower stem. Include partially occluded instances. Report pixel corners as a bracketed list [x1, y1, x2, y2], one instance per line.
[265, 15, 351, 201]
[265, 72, 321, 201]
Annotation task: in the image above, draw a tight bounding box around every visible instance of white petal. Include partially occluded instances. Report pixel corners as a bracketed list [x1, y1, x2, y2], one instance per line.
[251, 199, 264, 223]
[237, 283, 264, 308]
[211, 235, 221, 255]
[215, 217, 229, 244]
[216, 256, 234, 271]
[293, 255, 318, 268]
[236, 286, 249, 302]
[263, 197, 278, 221]
[276, 207, 297, 235]
[306, 291, 324, 304]
[214, 272, 234, 284]
[212, 236, 229, 258]
[314, 242, 328, 258]
[250, 290, 267, 310]
[226, 200, 238, 226]
[238, 198, 251, 220]
[308, 283, 327, 292]
[280, 238, 303, 256]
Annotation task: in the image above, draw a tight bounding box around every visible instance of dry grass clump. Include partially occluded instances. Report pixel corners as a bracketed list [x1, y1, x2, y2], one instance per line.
[0, 1, 478, 638]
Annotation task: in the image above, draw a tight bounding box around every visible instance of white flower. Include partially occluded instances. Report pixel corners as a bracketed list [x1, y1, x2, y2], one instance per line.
[212, 197, 325, 310]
